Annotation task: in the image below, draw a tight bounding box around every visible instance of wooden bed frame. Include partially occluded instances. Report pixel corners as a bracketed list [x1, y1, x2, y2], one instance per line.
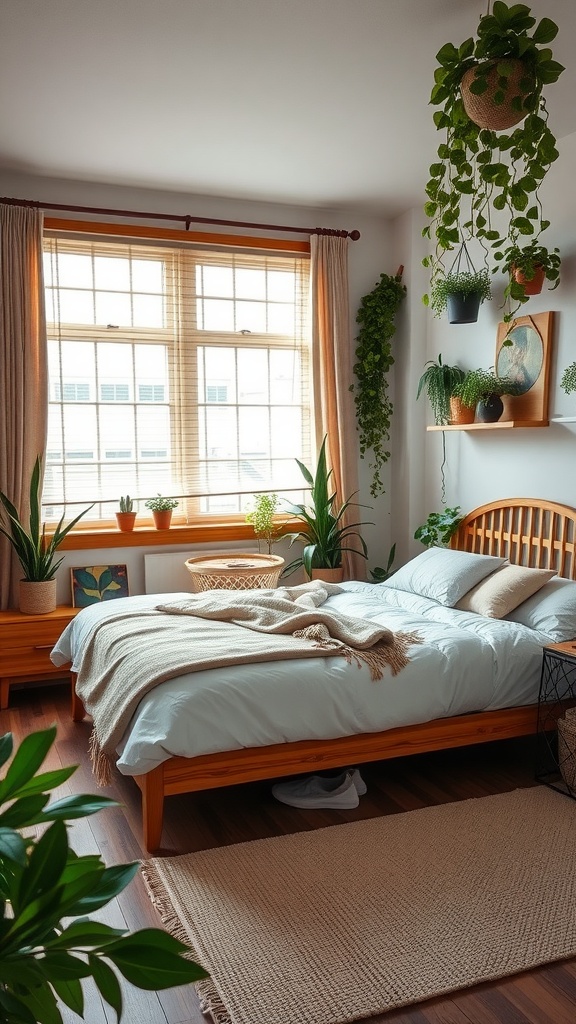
[72, 497, 576, 851]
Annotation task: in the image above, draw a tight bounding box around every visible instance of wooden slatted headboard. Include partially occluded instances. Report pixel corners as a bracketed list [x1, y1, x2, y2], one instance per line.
[451, 498, 576, 580]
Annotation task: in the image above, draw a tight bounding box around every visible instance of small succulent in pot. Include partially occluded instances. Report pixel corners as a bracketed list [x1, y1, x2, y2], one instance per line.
[116, 494, 137, 532]
[119, 494, 134, 513]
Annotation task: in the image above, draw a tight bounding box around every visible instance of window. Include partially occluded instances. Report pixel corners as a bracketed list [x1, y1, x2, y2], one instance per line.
[43, 236, 311, 522]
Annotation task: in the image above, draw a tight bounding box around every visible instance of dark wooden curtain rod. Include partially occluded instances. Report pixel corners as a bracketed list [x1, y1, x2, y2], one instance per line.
[0, 196, 361, 240]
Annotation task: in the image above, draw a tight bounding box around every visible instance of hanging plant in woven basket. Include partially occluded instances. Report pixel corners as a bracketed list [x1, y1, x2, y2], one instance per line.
[423, 2, 564, 311]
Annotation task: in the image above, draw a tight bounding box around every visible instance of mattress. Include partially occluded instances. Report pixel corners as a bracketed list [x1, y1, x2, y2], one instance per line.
[51, 581, 547, 776]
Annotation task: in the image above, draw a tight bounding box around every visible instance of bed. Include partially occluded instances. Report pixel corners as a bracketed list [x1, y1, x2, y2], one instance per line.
[52, 498, 576, 851]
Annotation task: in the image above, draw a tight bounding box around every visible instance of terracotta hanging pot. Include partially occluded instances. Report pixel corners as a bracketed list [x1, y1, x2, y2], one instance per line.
[449, 397, 476, 425]
[115, 511, 137, 532]
[461, 59, 534, 131]
[512, 264, 545, 296]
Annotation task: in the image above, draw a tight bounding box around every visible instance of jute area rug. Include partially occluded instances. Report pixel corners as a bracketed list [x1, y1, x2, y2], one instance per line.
[142, 786, 576, 1024]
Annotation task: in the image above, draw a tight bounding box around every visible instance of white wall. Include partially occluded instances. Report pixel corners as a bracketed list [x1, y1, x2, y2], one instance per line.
[0, 171, 397, 593]
[393, 130, 576, 560]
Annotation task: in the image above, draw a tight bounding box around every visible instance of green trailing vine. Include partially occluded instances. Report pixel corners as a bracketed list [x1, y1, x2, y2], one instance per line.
[350, 270, 406, 498]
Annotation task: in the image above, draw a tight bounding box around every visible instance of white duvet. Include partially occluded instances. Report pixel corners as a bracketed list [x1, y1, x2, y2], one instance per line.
[51, 582, 548, 776]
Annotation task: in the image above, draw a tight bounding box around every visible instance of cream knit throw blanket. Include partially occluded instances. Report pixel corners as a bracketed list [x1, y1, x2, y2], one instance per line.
[76, 581, 422, 785]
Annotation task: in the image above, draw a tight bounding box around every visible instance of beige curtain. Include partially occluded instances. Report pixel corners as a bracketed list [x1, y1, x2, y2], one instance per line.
[0, 205, 47, 609]
[310, 233, 364, 580]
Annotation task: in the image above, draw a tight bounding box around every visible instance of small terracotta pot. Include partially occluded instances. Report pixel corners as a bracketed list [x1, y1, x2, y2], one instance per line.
[512, 264, 545, 296]
[115, 511, 136, 532]
[449, 397, 475, 425]
[152, 509, 173, 530]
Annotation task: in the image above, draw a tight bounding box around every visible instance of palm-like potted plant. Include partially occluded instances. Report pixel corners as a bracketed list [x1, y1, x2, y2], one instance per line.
[423, 3, 564, 306]
[116, 495, 137, 533]
[416, 355, 466, 425]
[282, 437, 370, 582]
[0, 726, 206, 1022]
[454, 367, 523, 423]
[144, 494, 179, 530]
[0, 457, 92, 614]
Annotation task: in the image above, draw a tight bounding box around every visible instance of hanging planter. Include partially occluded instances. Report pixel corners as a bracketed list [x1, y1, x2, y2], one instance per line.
[498, 240, 561, 319]
[427, 242, 491, 324]
[461, 58, 535, 130]
[423, 3, 564, 309]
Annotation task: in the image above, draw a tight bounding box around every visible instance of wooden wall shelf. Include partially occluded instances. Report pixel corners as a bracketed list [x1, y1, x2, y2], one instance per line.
[427, 420, 548, 432]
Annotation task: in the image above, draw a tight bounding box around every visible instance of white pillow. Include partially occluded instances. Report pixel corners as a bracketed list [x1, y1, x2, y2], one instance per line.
[456, 564, 556, 618]
[380, 548, 506, 607]
[506, 577, 576, 641]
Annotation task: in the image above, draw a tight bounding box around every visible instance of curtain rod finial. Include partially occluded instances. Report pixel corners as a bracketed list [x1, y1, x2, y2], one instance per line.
[349, 230, 361, 241]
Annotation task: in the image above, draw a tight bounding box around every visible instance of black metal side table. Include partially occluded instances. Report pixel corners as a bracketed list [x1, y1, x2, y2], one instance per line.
[535, 642, 576, 798]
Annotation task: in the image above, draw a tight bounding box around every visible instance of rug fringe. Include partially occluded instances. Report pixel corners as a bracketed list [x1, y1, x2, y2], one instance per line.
[88, 727, 113, 787]
[141, 861, 231, 1024]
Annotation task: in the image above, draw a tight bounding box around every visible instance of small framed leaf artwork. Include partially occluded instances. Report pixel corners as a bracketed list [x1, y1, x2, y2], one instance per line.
[70, 564, 129, 608]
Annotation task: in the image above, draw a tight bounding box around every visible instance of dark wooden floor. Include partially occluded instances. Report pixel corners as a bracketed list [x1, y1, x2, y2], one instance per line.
[2, 679, 576, 1024]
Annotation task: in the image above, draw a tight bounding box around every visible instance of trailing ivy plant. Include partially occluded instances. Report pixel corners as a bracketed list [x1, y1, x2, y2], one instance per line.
[423, 2, 564, 306]
[350, 271, 406, 498]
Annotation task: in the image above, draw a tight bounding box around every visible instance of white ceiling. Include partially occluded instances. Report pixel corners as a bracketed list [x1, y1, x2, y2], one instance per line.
[1, 0, 575, 215]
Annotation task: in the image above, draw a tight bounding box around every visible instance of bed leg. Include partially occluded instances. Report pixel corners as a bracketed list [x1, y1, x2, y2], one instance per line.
[70, 674, 85, 722]
[138, 766, 165, 853]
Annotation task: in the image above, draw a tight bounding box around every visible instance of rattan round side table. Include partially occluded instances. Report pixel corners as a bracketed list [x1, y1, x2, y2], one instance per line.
[185, 553, 285, 592]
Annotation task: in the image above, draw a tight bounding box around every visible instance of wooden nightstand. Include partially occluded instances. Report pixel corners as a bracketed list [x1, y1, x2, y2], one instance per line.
[0, 605, 80, 709]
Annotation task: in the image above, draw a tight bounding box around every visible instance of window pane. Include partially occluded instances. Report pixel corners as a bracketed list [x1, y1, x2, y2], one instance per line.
[271, 408, 302, 456]
[99, 406, 135, 457]
[59, 290, 95, 325]
[238, 349, 268, 404]
[61, 340, 96, 396]
[236, 268, 265, 299]
[204, 407, 237, 460]
[132, 258, 164, 293]
[267, 270, 296, 302]
[239, 407, 269, 457]
[236, 300, 266, 333]
[201, 298, 234, 331]
[268, 302, 296, 334]
[203, 347, 236, 402]
[199, 265, 234, 297]
[135, 344, 169, 401]
[56, 253, 93, 289]
[270, 349, 300, 403]
[94, 256, 130, 291]
[95, 292, 132, 326]
[133, 293, 164, 328]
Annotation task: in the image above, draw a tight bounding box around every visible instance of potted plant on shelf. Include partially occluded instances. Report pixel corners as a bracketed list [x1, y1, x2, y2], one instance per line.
[423, 3, 564, 306]
[454, 367, 522, 423]
[499, 240, 561, 320]
[561, 363, 576, 396]
[416, 355, 466, 425]
[414, 507, 464, 548]
[0, 726, 206, 1022]
[282, 437, 370, 582]
[0, 456, 92, 614]
[144, 493, 178, 530]
[116, 494, 137, 532]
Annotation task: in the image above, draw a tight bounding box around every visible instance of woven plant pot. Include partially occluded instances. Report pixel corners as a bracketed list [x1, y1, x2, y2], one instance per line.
[557, 708, 576, 794]
[19, 578, 57, 615]
[449, 397, 475, 425]
[461, 59, 534, 130]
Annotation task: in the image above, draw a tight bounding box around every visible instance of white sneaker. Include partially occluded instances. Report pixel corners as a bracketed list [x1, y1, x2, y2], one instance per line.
[271, 770, 359, 809]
